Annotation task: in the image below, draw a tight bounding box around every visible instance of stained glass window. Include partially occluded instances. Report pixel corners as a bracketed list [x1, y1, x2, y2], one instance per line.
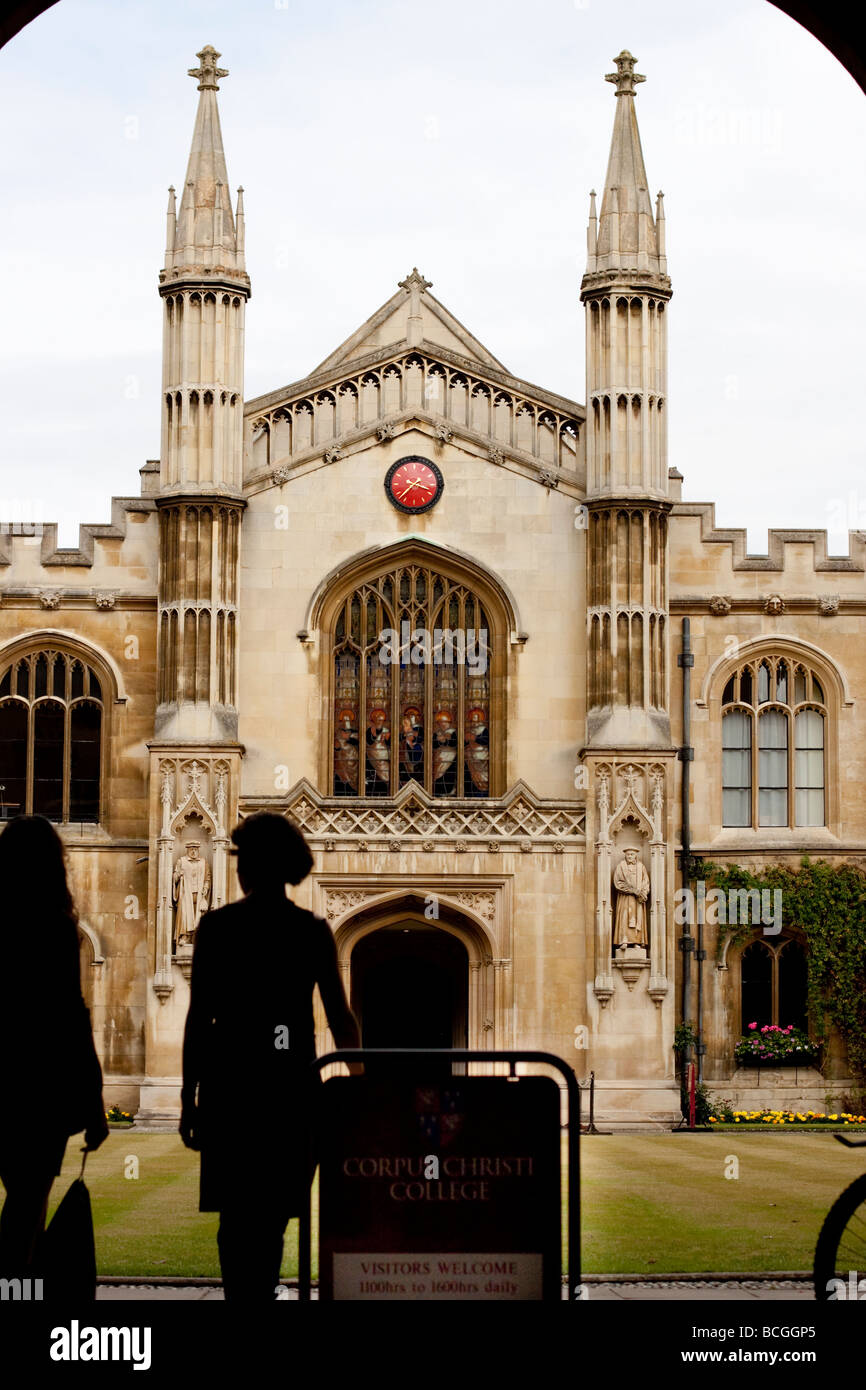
[332, 564, 491, 798]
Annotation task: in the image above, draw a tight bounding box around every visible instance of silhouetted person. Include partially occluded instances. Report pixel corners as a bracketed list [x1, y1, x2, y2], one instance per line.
[0, 816, 108, 1278]
[180, 813, 360, 1301]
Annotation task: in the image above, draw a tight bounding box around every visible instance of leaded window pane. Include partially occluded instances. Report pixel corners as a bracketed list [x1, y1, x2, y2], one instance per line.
[33, 700, 65, 821]
[741, 941, 772, 1029]
[70, 701, 101, 823]
[0, 702, 27, 820]
[758, 709, 788, 826]
[795, 709, 824, 827]
[332, 565, 492, 798]
[722, 709, 751, 827]
[0, 654, 103, 822]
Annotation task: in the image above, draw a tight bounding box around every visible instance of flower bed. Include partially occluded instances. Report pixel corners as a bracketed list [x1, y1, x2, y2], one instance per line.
[710, 1107, 866, 1126]
[106, 1105, 134, 1126]
[734, 1022, 820, 1067]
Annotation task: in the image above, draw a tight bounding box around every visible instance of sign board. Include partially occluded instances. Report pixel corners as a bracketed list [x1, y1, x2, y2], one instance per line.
[318, 1075, 561, 1301]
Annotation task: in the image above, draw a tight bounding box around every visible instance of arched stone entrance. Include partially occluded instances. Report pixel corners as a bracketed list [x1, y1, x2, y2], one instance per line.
[313, 886, 512, 1056]
[351, 919, 468, 1050]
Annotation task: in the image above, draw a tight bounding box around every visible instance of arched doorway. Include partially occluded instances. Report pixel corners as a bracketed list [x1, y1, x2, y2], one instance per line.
[323, 886, 511, 1055]
[351, 919, 468, 1051]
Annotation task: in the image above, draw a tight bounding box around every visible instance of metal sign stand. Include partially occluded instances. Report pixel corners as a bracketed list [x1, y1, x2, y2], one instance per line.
[298, 1048, 580, 1302]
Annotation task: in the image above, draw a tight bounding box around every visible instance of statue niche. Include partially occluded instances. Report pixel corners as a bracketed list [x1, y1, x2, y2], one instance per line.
[613, 845, 650, 957]
[173, 838, 211, 950]
[593, 765, 668, 1006]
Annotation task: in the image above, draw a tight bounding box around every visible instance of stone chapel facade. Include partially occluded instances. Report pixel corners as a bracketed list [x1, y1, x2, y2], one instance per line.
[0, 45, 862, 1125]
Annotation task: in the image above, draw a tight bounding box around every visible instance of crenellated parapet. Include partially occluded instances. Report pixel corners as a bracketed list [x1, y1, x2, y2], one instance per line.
[0, 496, 156, 571]
[671, 502, 866, 574]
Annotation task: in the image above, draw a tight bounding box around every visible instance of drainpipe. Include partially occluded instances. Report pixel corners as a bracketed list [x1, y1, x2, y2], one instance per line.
[677, 620, 694, 1069]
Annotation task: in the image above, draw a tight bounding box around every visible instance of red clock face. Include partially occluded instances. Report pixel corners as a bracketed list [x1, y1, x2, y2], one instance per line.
[385, 456, 444, 514]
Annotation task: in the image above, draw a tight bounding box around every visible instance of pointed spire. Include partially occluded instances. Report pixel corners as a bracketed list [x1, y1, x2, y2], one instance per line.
[165, 186, 177, 262]
[235, 186, 245, 256]
[592, 50, 663, 277]
[655, 190, 667, 274]
[586, 190, 598, 270]
[163, 46, 246, 279]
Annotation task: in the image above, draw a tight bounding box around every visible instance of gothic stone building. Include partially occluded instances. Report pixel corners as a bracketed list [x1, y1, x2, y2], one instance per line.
[1, 46, 862, 1125]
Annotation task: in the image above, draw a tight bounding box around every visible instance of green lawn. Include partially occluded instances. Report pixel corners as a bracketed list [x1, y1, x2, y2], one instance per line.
[578, 1133, 859, 1274]
[5, 1130, 858, 1278]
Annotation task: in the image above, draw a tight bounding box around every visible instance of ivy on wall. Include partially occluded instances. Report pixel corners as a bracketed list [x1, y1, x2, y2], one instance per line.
[693, 857, 866, 1082]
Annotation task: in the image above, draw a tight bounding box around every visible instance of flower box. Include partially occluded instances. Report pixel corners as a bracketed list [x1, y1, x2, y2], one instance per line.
[733, 1022, 821, 1068]
[740, 1053, 819, 1068]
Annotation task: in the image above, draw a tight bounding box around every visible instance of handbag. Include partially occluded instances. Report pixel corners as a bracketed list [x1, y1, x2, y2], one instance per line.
[40, 1149, 97, 1302]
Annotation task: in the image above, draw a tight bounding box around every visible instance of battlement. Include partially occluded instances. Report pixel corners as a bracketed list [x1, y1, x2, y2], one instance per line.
[0, 495, 156, 571]
[672, 501, 866, 573]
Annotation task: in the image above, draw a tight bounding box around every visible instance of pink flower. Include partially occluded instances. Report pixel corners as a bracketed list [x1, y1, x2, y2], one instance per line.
[748, 1022, 757, 1030]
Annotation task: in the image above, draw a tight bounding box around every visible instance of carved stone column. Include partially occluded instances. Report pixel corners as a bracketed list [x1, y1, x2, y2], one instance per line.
[594, 769, 614, 1005]
[210, 763, 231, 910]
[468, 959, 483, 1051]
[492, 958, 512, 1050]
[154, 767, 175, 1001]
[648, 769, 668, 1004]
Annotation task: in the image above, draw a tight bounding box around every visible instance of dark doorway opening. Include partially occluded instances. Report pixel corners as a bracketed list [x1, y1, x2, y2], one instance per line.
[351, 921, 469, 1059]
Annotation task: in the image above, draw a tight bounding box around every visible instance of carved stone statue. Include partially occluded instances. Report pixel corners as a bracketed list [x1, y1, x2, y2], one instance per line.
[173, 841, 210, 946]
[613, 847, 649, 951]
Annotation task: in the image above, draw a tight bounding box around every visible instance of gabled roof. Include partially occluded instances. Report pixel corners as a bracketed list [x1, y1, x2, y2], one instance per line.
[310, 268, 509, 376]
[245, 337, 584, 423]
[242, 269, 585, 493]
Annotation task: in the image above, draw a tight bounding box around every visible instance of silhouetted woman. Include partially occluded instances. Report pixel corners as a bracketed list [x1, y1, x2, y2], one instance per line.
[180, 812, 360, 1302]
[0, 816, 108, 1276]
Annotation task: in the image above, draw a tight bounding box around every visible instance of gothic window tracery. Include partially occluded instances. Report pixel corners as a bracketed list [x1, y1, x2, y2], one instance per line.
[740, 937, 808, 1033]
[0, 649, 105, 823]
[721, 657, 826, 828]
[330, 563, 493, 799]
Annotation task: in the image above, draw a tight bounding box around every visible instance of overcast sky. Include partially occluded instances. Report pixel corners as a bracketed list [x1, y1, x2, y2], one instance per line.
[0, 0, 863, 548]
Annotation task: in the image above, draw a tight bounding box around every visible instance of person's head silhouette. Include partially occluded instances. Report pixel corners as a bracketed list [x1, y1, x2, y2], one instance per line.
[0, 814, 76, 923]
[230, 813, 313, 895]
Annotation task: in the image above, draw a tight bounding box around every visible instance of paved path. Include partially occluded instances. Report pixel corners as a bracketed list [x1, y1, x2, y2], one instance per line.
[96, 1278, 815, 1302]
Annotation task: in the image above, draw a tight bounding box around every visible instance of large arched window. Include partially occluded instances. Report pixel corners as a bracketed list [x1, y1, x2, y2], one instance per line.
[740, 937, 808, 1033]
[721, 657, 826, 828]
[328, 559, 500, 798]
[0, 649, 105, 824]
